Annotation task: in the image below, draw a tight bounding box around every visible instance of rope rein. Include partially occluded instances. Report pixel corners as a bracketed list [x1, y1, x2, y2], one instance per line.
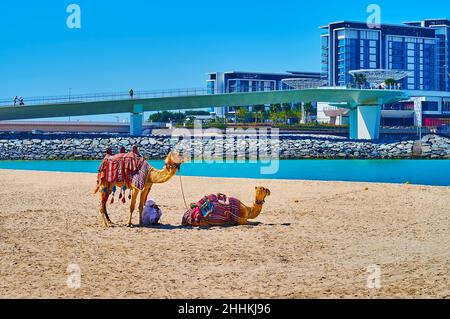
[179, 172, 189, 211]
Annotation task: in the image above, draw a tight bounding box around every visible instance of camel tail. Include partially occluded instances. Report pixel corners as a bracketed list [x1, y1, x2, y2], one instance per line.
[93, 183, 101, 194]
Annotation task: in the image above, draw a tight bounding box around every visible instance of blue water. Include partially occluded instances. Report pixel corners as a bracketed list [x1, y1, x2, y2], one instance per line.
[0, 160, 449, 186]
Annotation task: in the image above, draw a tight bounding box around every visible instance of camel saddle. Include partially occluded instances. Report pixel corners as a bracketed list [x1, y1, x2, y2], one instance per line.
[97, 152, 152, 190]
[182, 193, 242, 226]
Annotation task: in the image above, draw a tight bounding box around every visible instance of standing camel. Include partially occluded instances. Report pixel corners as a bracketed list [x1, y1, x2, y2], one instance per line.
[95, 150, 184, 227]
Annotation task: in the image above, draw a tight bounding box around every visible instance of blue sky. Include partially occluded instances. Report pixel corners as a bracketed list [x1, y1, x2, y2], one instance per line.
[0, 0, 448, 121]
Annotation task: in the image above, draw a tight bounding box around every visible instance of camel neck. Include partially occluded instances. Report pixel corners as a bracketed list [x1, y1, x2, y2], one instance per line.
[248, 201, 264, 220]
[149, 166, 176, 184]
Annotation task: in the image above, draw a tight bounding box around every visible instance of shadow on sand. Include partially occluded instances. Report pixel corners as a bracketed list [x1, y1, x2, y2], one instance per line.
[137, 222, 292, 230]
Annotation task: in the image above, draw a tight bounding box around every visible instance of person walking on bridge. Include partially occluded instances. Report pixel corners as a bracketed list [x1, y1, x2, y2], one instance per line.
[129, 89, 134, 99]
[13, 96, 18, 107]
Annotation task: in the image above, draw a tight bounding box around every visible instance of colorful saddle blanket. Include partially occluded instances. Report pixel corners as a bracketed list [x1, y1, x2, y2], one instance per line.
[97, 153, 152, 190]
[182, 193, 242, 226]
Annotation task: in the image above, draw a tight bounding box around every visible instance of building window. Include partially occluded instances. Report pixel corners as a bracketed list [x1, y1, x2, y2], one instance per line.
[228, 80, 237, 93]
[422, 101, 439, 111]
[207, 81, 215, 94]
[443, 100, 450, 113]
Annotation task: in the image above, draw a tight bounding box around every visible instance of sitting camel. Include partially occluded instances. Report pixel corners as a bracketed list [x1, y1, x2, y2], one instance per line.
[94, 148, 184, 227]
[182, 187, 271, 227]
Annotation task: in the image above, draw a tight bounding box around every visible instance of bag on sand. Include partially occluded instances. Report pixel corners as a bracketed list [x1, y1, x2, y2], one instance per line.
[142, 199, 163, 226]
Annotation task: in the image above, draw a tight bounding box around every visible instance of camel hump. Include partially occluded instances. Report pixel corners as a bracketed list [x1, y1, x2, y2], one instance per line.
[108, 153, 127, 161]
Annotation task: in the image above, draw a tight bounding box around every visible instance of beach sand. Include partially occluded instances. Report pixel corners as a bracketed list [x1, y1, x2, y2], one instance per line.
[0, 169, 449, 299]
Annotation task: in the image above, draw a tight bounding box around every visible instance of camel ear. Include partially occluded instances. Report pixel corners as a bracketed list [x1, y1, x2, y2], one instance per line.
[170, 151, 186, 163]
[167, 152, 174, 163]
[173, 151, 188, 163]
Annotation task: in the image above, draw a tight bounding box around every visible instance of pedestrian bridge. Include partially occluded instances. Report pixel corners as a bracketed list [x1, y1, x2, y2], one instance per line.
[0, 87, 409, 140]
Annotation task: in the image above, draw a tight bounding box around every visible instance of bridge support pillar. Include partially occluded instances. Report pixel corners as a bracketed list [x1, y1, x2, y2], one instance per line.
[130, 104, 144, 136]
[349, 105, 382, 140]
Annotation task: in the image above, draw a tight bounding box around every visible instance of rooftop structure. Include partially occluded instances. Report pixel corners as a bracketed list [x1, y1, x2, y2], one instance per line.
[349, 69, 411, 87]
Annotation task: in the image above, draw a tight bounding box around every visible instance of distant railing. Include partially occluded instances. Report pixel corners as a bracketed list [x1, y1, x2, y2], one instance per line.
[0, 88, 214, 108]
[0, 85, 327, 108]
[0, 84, 405, 108]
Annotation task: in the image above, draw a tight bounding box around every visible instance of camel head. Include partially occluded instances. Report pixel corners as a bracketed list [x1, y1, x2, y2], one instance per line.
[164, 151, 186, 172]
[255, 186, 271, 205]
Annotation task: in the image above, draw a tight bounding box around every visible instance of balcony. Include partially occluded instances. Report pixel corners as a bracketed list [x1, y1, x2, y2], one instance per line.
[383, 103, 415, 111]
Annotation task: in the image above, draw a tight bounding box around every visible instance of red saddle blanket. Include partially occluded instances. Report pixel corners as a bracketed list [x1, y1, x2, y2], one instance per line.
[182, 194, 243, 226]
[97, 153, 152, 190]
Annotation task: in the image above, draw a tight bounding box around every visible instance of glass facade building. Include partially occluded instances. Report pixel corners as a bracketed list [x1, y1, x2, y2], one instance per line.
[319, 19, 450, 127]
[321, 20, 450, 92]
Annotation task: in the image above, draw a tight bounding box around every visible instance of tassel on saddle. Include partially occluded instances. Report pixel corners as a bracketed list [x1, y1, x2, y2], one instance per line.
[121, 185, 127, 204]
[110, 186, 117, 204]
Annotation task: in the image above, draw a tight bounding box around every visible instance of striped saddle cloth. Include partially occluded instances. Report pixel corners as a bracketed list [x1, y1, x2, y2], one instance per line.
[182, 193, 242, 226]
[97, 153, 152, 190]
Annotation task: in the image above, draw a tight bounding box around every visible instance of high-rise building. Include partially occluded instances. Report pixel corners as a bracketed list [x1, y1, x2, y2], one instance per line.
[320, 20, 450, 91]
[404, 19, 450, 92]
[319, 19, 450, 127]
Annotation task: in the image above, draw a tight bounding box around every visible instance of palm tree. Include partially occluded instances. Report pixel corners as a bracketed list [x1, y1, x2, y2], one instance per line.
[281, 103, 292, 124]
[303, 102, 314, 123]
[269, 104, 282, 123]
[270, 103, 282, 114]
[253, 105, 266, 123]
[384, 78, 397, 89]
[291, 103, 303, 123]
[235, 107, 249, 123]
[353, 73, 367, 89]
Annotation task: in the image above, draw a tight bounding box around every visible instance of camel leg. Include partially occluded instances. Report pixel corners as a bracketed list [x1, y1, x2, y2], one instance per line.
[127, 188, 140, 227]
[99, 188, 110, 228]
[138, 186, 151, 226]
[238, 203, 251, 226]
[103, 201, 112, 227]
[103, 185, 115, 226]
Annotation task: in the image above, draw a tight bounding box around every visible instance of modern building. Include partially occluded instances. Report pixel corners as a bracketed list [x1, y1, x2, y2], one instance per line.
[319, 19, 450, 127]
[206, 71, 323, 117]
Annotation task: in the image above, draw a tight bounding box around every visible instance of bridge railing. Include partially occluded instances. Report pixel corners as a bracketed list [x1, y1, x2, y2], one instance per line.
[0, 84, 402, 108]
[0, 85, 327, 108]
[0, 88, 213, 107]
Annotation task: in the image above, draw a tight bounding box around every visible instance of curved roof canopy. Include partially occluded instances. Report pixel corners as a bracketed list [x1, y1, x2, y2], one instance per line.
[281, 78, 328, 90]
[349, 69, 410, 86]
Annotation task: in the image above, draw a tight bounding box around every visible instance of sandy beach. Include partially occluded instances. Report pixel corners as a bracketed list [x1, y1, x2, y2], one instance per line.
[0, 169, 449, 299]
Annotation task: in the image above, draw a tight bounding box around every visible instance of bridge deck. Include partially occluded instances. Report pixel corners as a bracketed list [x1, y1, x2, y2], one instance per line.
[0, 88, 408, 121]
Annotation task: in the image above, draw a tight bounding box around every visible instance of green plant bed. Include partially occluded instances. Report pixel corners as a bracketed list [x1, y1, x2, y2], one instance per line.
[176, 122, 348, 131]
